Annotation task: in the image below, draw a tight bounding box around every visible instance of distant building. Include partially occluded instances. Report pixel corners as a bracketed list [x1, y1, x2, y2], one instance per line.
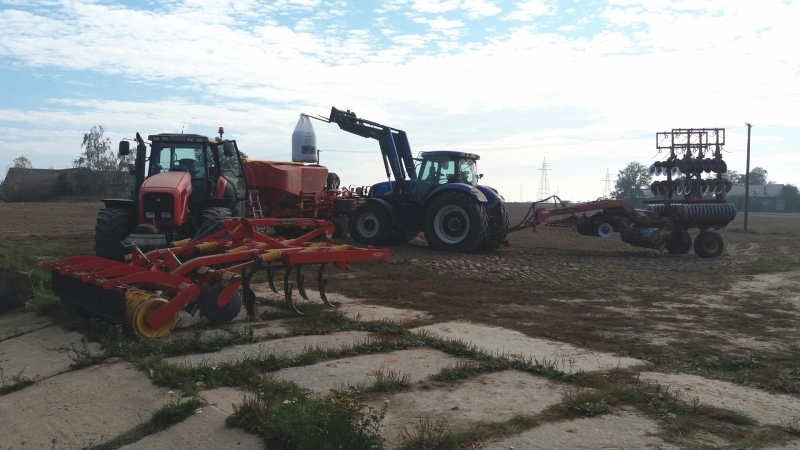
[728, 184, 786, 211]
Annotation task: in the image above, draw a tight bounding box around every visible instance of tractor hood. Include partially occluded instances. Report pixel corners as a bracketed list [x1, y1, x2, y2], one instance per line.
[141, 171, 192, 190]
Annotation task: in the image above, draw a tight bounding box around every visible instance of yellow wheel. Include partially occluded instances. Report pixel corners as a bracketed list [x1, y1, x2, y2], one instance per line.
[132, 298, 177, 339]
[693, 231, 725, 258]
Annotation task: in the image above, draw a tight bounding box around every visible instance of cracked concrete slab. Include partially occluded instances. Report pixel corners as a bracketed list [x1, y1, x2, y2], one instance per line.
[639, 372, 800, 426]
[0, 311, 53, 341]
[374, 370, 566, 447]
[165, 331, 373, 367]
[413, 321, 644, 373]
[120, 388, 262, 450]
[487, 408, 668, 449]
[0, 325, 101, 380]
[0, 360, 170, 449]
[274, 348, 462, 394]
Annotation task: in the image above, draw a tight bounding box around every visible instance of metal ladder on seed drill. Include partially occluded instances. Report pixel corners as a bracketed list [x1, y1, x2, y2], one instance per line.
[248, 190, 268, 233]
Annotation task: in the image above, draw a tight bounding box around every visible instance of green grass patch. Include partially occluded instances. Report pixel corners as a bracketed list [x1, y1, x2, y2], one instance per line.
[0, 369, 36, 396]
[226, 377, 387, 450]
[784, 416, 800, 436]
[83, 395, 201, 450]
[560, 389, 609, 416]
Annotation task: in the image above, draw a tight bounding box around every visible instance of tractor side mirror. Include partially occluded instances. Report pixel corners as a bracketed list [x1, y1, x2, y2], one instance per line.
[128, 163, 135, 175]
[119, 141, 130, 156]
[478, 173, 484, 179]
[223, 142, 236, 157]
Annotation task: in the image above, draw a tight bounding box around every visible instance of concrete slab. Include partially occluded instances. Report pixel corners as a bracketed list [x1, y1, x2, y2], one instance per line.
[0, 325, 101, 380]
[413, 321, 644, 373]
[251, 284, 430, 323]
[165, 331, 373, 367]
[640, 372, 800, 426]
[0, 311, 53, 341]
[0, 360, 170, 449]
[274, 348, 462, 394]
[120, 388, 262, 450]
[374, 370, 565, 447]
[487, 408, 667, 449]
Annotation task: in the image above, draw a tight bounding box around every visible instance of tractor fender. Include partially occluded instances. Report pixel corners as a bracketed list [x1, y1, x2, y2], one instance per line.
[362, 198, 399, 226]
[102, 199, 136, 209]
[424, 183, 488, 205]
[476, 185, 502, 207]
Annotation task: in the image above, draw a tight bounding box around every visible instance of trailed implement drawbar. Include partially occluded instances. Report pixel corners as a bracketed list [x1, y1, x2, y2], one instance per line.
[45, 218, 388, 338]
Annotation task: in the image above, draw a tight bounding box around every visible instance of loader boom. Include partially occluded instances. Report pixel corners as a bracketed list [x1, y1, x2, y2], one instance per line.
[327, 107, 417, 190]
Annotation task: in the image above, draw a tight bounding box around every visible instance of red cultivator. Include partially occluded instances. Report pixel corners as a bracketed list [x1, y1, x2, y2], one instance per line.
[45, 218, 389, 338]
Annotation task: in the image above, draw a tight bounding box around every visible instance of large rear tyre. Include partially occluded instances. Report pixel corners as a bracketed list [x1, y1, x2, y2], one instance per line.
[694, 231, 725, 258]
[424, 191, 488, 252]
[348, 202, 393, 245]
[96, 207, 135, 262]
[482, 202, 510, 250]
[196, 207, 232, 238]
[665, 230, 692, 254]
[199, 285, 242, 324]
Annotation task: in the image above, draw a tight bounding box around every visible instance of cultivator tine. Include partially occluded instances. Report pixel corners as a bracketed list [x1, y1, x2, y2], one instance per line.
[267, 263, 279, 294]
[283, 266, 304, 315]
[318, 263, 334, 307]
[296, 264, 309, 300]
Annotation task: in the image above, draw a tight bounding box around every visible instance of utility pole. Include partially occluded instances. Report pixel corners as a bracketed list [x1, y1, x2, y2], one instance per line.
[744, 123, 752, 230]
[537, 158, 551, 201]
[602, 168, 613, 199]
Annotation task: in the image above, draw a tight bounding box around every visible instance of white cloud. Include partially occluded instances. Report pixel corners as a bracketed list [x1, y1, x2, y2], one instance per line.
[461, 0, 501, 18]
[504, 0, 552, 21]
[1, 0, 799, 197]
[409, 0, 461, 14]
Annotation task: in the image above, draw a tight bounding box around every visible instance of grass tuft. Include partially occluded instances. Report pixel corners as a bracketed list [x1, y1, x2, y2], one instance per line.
[560, 389, 609, 416]
[83, 395, 201, 450]
[398, 415, 451, 450]
[783, 416, 800, 436]
[226, 378, 387, 450]
[0, 368, 36, 396]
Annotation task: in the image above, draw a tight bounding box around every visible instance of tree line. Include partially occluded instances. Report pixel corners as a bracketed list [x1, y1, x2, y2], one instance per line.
[0, 126, 132, 202]
[611, 161, 800, 212]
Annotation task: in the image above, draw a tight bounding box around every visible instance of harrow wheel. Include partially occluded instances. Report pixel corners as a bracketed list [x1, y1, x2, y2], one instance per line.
[664, 230, 692, 254]
[132, 298, 177, 339]
[693, 231, 725, 258]
[199, 285, 242, 324]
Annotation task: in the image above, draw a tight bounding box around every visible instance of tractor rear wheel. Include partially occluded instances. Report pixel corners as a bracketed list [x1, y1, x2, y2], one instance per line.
[665, 230, 692, 254]
[424, 191, 488, 252]
[349, 202, 392, 245]
[95, 207, 135, 262]
[694, 231, 725, 258]
[333, 198, 357, 213]
[482, 202, 510, 250]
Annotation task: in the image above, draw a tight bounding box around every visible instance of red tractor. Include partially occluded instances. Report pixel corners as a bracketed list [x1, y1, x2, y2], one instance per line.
[98, 129, 248, 261]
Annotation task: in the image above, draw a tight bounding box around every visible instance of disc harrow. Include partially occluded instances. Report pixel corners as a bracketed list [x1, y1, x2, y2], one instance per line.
[45, 218, 389, 338]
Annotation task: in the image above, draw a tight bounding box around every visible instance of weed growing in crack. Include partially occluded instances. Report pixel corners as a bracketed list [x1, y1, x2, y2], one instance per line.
[398, 415, 451, 450]
[83, 395, 201, 450]
[0, 368, 35, 396]
[560, 389, 609, 416]
[226, 380, 387, 450]
[60, 339, 104, 369]
[783, 416, 800, 436]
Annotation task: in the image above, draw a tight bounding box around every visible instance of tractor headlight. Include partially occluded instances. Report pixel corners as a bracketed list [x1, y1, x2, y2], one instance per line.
[145, 212, 155, 219]
[161, 212, 172, 219]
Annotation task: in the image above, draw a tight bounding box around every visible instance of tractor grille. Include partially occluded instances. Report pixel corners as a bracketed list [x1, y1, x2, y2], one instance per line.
[143, 193, 174, 221]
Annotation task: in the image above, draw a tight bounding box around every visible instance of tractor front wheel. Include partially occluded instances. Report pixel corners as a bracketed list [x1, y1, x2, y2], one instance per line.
[95, 207, 135, 262]
[424, 191, 488, 252]
[348, 202, 392, 245]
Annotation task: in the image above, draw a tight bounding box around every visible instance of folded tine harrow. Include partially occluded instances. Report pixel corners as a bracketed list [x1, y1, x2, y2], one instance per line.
[45, 218, 389, 338]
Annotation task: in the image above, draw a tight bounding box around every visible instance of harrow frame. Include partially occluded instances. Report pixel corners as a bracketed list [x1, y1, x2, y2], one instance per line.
[45, 218, 389, 337]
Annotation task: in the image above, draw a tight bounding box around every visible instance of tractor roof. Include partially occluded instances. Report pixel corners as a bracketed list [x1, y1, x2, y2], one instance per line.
[419, 150, 480, 161]
[148, 133, 210, 143]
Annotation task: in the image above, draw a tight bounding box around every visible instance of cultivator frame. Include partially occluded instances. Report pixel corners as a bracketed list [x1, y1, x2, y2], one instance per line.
[45, 218, 389, 338]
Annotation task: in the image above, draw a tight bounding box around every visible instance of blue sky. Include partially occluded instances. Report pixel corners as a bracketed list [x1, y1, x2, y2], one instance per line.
[1, 0, 798, 201]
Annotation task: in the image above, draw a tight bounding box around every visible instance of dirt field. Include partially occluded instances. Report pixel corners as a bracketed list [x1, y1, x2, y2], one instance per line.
[1, 201, 800, 449]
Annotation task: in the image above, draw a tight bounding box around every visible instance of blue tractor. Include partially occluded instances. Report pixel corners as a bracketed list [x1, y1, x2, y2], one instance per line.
[321, 107, 509, 252]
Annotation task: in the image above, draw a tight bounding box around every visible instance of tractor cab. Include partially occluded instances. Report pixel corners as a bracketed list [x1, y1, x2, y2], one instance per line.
[414, 151, 480, 197]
